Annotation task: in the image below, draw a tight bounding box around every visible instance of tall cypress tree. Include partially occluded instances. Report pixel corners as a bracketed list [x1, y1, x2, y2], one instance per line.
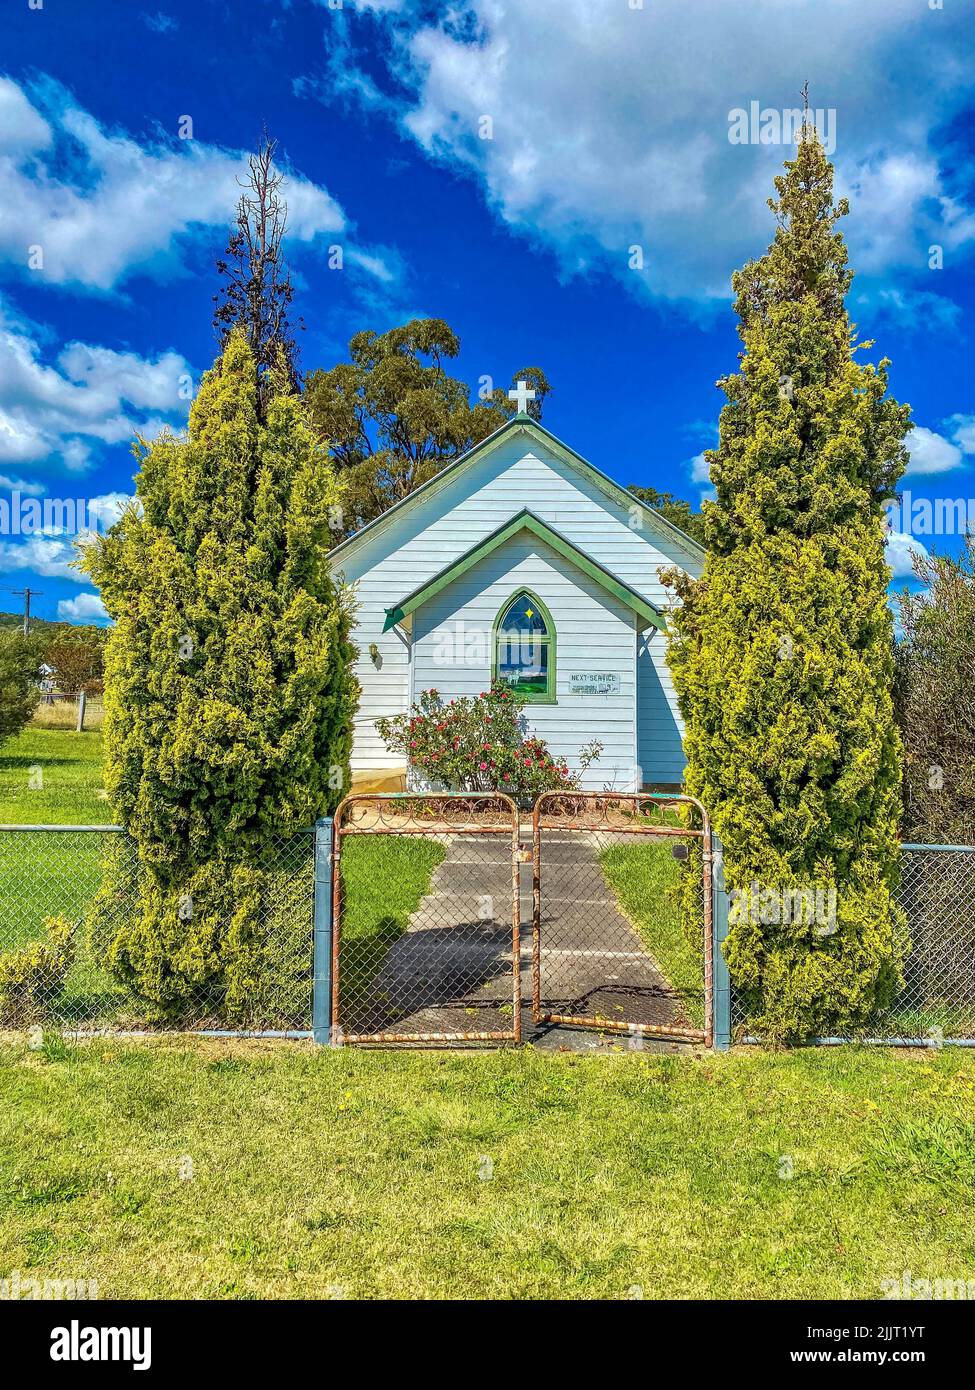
[83, 331, 358, 1018]
[665, 127, 911, 1040]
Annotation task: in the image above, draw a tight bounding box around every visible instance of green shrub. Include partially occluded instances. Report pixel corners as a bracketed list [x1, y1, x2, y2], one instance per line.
[0, 630, 40, 745]
[224, 839, 314, 1028]
[376, 684, 600, 796]
[84, 834, 315, 1027]
[664, 130, 909, 1042]
[80, 332, 358, 1020]
[0, 916, 75, 1026]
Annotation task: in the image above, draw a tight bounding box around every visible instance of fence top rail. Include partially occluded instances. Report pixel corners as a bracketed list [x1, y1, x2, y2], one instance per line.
[901, 842, 975, 853]
[335, 790, 519, 835]
[0, 823, 124, 832]
[533, 789, 711, 837]
[0, 824, 317, 835]
[4, 827, 965, 847]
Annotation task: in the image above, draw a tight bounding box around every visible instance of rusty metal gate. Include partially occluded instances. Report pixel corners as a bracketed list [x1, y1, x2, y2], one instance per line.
[531, 792, 713, 1046]
[332, 793, 523, 1045]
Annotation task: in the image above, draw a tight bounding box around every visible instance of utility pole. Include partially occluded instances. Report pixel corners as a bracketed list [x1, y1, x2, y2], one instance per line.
[10, 587, 42, 637]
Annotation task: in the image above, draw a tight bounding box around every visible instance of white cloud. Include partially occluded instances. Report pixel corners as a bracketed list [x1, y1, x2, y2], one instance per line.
[313, 0, 404, 9]
[905, 426, 965, 477]
[84, 492, 130, 531]
[886, 530, 928, 580]
[0, 474, 44, 496]
[686, 451, 715, 502]
[947, 414, 975, 456]
[836, 152, 943, 276]
[0, 491, 133, 580]
[0, 534, 82, 580]
[0, 75, 51, 158]
[57, 592, 108, 624]
[859, 287, 962, 334]
[0, 295, 191, 472]
[346, 247, 399, 284]
[0, 76, 347, 291]
[688, 453, 711, 485]
[354, 0, 975, 307]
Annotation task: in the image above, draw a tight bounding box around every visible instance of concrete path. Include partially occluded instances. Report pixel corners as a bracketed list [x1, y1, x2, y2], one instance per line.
[358, 828, 690, 1050]
[531, 829, 687, 1042]
[364, 833, 516, 1037]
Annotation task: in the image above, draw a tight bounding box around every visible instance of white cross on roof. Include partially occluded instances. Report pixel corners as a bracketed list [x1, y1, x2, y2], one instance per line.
[508, 379, 536, 414]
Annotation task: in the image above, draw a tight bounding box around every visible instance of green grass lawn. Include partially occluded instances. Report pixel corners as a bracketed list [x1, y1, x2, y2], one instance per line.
[1, 1038, 973, 1299]
[599, 841, 705, 1026]
[0, 728, 109, 825]
[0, 729, 126, 1024]
[338, 835, 447, 1010]
[0, 725, 448, 1028]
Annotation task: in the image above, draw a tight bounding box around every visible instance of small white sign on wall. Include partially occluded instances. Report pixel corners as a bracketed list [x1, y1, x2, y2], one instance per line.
[568, 671, 620, 695]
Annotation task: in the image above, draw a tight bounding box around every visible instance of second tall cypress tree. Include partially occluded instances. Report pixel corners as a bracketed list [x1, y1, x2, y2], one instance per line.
[666, 128, 911, 1040]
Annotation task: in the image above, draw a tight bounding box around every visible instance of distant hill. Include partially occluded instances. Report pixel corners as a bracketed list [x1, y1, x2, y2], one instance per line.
[0, 612, 107, 642]
[0, 610, 62, 633]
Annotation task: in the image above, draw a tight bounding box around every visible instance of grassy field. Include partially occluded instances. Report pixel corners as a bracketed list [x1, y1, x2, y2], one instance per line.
[0, 728, 122, 1024]
[0, 727, 448, 1028]
[1, 1038, 973, 1299]
[599, 840, 704, 1026]
[338, 835, 447, 1008]
[32, 697, 105, 732]
[0, 727, 109, 825]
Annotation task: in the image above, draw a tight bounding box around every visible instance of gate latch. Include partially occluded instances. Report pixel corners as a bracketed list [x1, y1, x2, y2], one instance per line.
[516, 849, 533, 863]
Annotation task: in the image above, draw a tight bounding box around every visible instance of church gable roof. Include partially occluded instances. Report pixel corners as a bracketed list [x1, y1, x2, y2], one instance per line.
[382, 507, 667, 633]
[328, 414, 705, 568]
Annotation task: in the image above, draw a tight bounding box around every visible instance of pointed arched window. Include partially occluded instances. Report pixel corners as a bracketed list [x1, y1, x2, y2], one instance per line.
[493, 590, 556, 703]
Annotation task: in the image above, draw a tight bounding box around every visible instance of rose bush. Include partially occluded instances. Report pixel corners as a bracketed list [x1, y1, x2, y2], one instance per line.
[376, 685, 599, 796]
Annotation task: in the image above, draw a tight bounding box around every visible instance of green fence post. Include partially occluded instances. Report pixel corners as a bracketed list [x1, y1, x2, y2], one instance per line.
[711, 832, 731, 1051]
[312, 817, 334, 1045]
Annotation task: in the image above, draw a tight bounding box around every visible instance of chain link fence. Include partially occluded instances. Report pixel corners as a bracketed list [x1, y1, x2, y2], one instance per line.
[532, 792, 712, 1045]
[332, 794, 522, 1045]
[728, 844, 975, 1043]
[0, 826, 314, 1035]
[1, 818, 971, 1047]
[892, 845, 975, 1041]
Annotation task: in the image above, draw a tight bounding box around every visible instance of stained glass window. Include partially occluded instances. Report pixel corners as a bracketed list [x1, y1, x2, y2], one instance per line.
[495, 591, 554, 700]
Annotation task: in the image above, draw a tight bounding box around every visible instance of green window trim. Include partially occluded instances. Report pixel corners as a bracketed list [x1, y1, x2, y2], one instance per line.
[492, 589, 558, 704]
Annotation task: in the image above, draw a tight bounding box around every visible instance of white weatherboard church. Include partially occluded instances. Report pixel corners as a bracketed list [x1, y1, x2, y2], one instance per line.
[330, 383, 704, 793]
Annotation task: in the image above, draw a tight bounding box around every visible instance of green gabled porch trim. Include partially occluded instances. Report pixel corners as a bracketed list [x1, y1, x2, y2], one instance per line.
[382, 508, 667, 633]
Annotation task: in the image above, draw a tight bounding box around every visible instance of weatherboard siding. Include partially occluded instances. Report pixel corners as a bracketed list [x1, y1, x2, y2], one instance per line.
[412, 534, 638, 791]
[331, 429, 696, 780]
[637, 627, 687, 785]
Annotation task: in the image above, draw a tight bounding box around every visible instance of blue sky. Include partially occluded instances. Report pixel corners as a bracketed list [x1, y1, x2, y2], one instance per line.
[2, 0, 974, 624]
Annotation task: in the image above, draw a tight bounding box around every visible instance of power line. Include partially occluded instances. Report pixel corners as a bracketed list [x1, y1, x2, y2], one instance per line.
[8, 587, 44, 637]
